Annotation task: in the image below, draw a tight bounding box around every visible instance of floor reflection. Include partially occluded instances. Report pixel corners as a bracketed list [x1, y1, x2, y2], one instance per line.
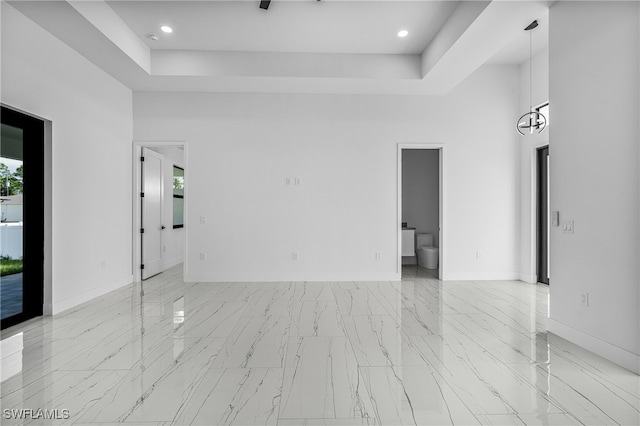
[0, 264, 637, 425]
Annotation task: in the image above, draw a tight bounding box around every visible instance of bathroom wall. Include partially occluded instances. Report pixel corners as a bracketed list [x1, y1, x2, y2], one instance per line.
[402, 149, 440, 264]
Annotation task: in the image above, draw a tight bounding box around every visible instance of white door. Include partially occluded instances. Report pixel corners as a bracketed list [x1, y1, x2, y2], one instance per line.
[141, 147, 164, 279]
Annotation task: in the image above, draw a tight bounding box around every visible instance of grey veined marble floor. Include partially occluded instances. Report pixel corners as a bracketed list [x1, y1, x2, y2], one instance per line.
[1, 265, 639, 426]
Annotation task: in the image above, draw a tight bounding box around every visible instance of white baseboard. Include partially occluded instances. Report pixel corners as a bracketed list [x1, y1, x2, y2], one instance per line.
[184, 273, 402, 283]
[444, 272, 520, 281]
[52, 274, 133, 315]
[549, 318, 640, 375]
[163, 256, 184, 271]
[518, 273, 537, 284]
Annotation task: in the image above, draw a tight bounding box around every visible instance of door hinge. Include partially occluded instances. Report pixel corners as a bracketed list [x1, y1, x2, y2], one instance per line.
[140, 156, 145, 162]
[140, 264, 145, 270]
[140, 228, 144, 234]
[140, 192, 145, 197]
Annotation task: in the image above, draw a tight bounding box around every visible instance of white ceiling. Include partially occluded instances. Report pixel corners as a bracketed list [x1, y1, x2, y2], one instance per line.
[107, 0, 460, 55]
[8, 0, 551, 95]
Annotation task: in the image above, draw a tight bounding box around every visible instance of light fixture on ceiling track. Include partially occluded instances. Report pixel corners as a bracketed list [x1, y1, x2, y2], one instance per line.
[516, 20, 547, 136]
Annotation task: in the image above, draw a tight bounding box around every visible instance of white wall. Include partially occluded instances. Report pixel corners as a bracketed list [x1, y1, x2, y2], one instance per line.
[147, 146, 185, 270]
[548, 1, 640, 373]
[402, 149, 439, 264]
[134, 64, 520, 282]
[518, 46, 549, 283]
[1, 3, 133, 314]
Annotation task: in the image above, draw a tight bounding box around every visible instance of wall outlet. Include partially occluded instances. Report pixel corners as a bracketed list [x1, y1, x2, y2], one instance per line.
[199, 252, 207, 261]
[375, 252, 381, 260]
[286, 177, 292, 185]
[292, 253, 298, 261]
[475, 251, 481, 260]
[562, 220, 574, 234]
[200, 216, 207, 224]
[580, 292, 589, 307]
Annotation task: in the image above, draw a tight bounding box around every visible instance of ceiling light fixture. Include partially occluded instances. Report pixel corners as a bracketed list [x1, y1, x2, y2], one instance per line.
[160, 25, 173, 33]
[397, 30, 409, 38]
[147, 33, 159, 41]
[516, 20, 546, 136]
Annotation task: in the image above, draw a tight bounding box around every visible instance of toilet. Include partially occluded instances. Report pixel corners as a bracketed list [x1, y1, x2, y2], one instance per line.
[416, 233, 439, 270]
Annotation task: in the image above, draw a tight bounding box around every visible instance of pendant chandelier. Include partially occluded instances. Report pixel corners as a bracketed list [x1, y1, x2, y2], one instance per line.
[516, 20, 547, 136]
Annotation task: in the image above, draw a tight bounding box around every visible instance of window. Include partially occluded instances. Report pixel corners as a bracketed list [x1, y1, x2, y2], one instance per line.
[536, 102, 549, 128]
[173, 166, 184, 229]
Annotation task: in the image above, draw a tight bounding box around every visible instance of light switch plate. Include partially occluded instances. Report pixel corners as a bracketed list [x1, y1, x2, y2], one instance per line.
[551, 211, 559, 227]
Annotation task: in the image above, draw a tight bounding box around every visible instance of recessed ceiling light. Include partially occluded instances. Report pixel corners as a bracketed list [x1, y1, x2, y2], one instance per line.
[397, 30, 409, 38]
[160, 25, 173, 33]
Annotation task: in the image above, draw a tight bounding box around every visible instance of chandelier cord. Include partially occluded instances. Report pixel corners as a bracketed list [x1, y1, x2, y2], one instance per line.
[529, 29, 533, 111]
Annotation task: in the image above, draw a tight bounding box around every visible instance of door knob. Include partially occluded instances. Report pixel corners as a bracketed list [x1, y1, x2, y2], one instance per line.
[161, 225, 166, 230]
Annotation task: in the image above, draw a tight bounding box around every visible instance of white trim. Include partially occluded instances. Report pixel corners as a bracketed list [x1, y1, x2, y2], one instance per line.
[43, 120, 53, 316]
[52, 274, 133, 315]
[132, 141, 188, 283]
[446, 273, 520, 281]
[163, 255, 184, 271]
[549, 318, 640, 375]
[519, 273, 537, 284]
[397, 143, 446, 280]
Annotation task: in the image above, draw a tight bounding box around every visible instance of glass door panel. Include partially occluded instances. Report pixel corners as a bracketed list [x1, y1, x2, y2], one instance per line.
[1, 107, 44, 329]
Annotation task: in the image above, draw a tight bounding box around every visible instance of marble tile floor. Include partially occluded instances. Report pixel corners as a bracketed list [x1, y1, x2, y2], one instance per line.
[1, 264, 638, 425]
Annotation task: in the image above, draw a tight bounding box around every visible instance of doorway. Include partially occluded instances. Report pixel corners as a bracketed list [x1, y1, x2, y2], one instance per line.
[397, 144, 445, 280]
[133, 142, 187, 283]
[1, 106, 45, 329]
[536, 146, 550, 285]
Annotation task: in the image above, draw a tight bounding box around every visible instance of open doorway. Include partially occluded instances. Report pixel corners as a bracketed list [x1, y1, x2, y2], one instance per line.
[536, 146, 550, 285]
[1, 106, 45, 329]
[133, 142, 187, 283]
[397, 144, 444, 280]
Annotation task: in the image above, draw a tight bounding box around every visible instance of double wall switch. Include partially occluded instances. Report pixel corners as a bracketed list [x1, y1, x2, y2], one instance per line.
[551, 211, 560, 227]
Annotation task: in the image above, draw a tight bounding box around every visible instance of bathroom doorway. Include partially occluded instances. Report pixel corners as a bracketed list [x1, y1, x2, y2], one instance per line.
[397, 144, 444, 280]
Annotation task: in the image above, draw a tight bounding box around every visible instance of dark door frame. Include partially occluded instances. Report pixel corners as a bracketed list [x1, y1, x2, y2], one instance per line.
[536, 145, 550, 285]
[1, 106, 45, 329]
